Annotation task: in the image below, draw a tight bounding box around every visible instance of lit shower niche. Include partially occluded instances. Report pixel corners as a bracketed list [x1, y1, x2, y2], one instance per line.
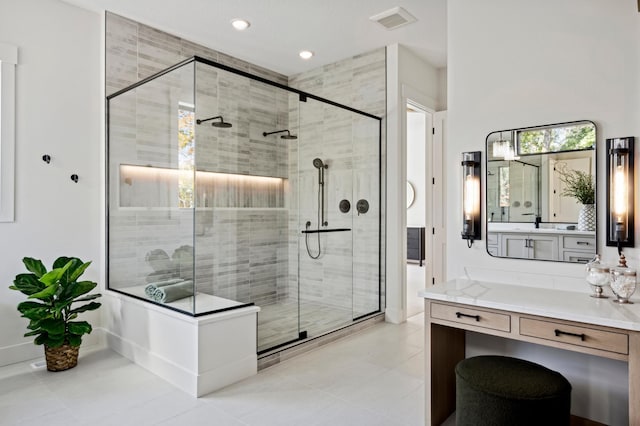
[119, 165, 286, 209]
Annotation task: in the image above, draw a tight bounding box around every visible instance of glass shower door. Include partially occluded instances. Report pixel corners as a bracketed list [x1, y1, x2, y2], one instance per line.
[297, 98, 355, 338]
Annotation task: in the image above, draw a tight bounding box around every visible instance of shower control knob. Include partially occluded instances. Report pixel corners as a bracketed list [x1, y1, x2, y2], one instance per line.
[339, 199, 351, 213]
[356, 199, 369, 215]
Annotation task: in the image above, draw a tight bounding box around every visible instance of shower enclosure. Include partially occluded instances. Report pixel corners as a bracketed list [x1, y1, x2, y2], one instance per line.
[107, 56, 382, 354]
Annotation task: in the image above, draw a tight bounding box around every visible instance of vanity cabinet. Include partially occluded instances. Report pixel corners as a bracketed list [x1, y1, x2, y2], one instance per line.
[489, 231, 595, 262]
[420, 281, 640, 425]
[560, 235, 596, 263]
[500, 233, 558, 260]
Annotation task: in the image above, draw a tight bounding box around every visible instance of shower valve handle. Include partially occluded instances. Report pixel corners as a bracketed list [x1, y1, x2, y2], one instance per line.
[356, 199, 369, 215]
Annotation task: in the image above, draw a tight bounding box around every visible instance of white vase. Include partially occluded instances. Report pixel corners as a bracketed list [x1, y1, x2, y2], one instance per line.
[578, 204, 596, 231]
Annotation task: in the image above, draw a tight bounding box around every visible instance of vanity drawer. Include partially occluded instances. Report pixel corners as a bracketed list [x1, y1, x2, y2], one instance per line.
[430, 302, 511, 332]
[519, 317, 628, 355]
[562, 235, 596, 250]
[563, 251, 596, 263]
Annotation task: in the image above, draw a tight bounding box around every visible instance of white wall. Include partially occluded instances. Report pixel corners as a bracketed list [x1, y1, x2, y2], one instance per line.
[386, 44, 442, 323]
[407, 111, 426, 227]
[448, 0, 640, 283]
[447, 1, 639, 423]
[0, 0, 102, 366]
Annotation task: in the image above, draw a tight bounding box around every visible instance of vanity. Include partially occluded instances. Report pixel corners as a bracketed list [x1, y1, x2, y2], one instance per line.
[420, 280, 640, 425]
[487, 225, 596, 262]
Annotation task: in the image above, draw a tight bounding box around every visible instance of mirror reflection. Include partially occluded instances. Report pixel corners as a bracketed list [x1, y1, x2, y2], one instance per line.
[486, 120, 597, 263]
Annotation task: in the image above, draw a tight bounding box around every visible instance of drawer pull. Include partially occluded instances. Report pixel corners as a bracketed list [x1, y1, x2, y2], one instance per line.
[554, 329, 585, 341]
[456, 312, 480, 321]
[576, 241, 590, 246]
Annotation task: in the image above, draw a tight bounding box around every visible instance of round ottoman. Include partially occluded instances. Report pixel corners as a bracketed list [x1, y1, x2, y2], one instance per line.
[455, 355, 572, 426]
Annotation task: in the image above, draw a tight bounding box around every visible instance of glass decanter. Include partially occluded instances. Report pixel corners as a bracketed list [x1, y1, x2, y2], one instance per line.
[609, 267, 637, 304]
[586, 255, 610, 298]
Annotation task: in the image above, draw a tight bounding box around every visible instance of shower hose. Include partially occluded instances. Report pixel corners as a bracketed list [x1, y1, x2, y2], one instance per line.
[305, 181, 323, 259]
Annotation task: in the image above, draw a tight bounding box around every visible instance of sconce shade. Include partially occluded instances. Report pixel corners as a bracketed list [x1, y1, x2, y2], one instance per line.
[461, 151, 481, 245]
[606, 137, 634, 249]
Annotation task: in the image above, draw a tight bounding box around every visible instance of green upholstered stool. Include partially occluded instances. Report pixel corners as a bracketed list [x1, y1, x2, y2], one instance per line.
[455, 355, 572, 426]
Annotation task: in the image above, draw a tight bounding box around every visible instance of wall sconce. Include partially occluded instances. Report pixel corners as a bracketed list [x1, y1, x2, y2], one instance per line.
[461, 151, 481, 247]
[606, 137, 634, 259]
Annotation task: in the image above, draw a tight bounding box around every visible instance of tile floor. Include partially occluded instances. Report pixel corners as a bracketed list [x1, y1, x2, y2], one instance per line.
[0, 314, 427, 426]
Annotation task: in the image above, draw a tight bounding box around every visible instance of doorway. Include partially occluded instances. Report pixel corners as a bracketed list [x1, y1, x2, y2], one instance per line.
[405, 102, 432, 317]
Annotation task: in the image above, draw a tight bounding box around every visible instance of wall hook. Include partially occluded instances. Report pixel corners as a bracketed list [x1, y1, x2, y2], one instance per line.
[42, 154, 51, 164]
[70, 174, 79, 183]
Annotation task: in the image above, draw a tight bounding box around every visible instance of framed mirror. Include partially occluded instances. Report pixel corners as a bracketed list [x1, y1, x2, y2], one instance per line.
[486, 120, 596, 263]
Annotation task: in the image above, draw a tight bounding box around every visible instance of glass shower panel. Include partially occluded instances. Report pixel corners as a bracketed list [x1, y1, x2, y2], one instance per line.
[192, 63, 299, 346]
[298, 98, 354, 338]
[108, 61, 197, 314]
[352, 114, 381, 319]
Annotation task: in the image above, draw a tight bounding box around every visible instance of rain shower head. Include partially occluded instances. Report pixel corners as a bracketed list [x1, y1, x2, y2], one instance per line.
[263, 129, 297, 140]
[196, 116, 232, 128]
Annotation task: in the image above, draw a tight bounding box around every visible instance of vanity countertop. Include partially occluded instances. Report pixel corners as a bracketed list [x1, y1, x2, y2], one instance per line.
[419, 279, 640, 331]
[487, 228, 595, 236]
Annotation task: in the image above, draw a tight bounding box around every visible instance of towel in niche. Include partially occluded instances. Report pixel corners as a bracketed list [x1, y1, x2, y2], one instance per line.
[144, 278, 184, 299]
[154, 280, 194, 303]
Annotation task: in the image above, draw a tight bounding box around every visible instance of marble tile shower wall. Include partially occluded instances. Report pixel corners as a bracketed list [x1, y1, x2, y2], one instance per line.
[106, 13, 385, 317]
[106, 13, 291, 308]
[288, 49, 385, 315]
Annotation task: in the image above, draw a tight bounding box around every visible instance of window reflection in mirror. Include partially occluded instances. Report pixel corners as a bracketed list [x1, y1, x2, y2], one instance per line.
[486, 120, 597, 263]
[518, 122, 595, 155]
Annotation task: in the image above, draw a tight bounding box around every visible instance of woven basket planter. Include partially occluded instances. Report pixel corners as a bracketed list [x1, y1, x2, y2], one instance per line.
[44, 343, 79, 372]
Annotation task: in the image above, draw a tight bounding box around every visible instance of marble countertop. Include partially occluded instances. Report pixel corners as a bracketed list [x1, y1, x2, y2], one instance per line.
[487, 228, 595, 236]
[419, 279, 640, 331]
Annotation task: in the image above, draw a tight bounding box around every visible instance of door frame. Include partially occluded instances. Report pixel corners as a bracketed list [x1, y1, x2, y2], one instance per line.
[400, 85, 443, 322]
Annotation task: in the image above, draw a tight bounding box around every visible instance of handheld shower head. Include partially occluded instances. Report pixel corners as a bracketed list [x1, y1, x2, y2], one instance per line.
[313, 158, 324, 169]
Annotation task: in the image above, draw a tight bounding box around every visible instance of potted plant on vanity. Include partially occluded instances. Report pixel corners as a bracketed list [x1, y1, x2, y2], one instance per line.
[557, 165, 596, 231]
[9, 257, 102, 371]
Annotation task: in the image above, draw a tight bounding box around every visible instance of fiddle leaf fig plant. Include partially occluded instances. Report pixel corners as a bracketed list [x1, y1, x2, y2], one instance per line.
[9, 256, 102, 348]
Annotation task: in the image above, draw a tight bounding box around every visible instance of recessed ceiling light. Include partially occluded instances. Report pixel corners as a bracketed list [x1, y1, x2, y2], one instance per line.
[231, 19, 250, 31]
[299, 50, 314, 60]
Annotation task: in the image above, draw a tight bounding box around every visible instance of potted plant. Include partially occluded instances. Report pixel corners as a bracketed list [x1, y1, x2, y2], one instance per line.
[556, 165, 596, 231]
[9, 256, 102, 371]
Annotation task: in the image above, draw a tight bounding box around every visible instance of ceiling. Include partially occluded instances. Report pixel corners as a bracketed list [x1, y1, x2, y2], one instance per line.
[61, 0, 447, 76]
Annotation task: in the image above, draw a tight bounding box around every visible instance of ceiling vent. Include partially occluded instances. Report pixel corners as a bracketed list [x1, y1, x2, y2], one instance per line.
[370, 7, 417, 30]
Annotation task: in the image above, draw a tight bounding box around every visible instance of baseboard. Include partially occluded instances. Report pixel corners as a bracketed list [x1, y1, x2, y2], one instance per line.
[0, 341, 42, 367]
[0, 328, 107, 368]
[385, 307, 406, 324]
[104, 327, 198, 396]
[197, 354, 256, 396]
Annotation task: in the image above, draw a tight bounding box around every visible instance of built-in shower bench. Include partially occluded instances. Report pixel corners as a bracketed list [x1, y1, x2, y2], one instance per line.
[104, 290, 260, 397]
